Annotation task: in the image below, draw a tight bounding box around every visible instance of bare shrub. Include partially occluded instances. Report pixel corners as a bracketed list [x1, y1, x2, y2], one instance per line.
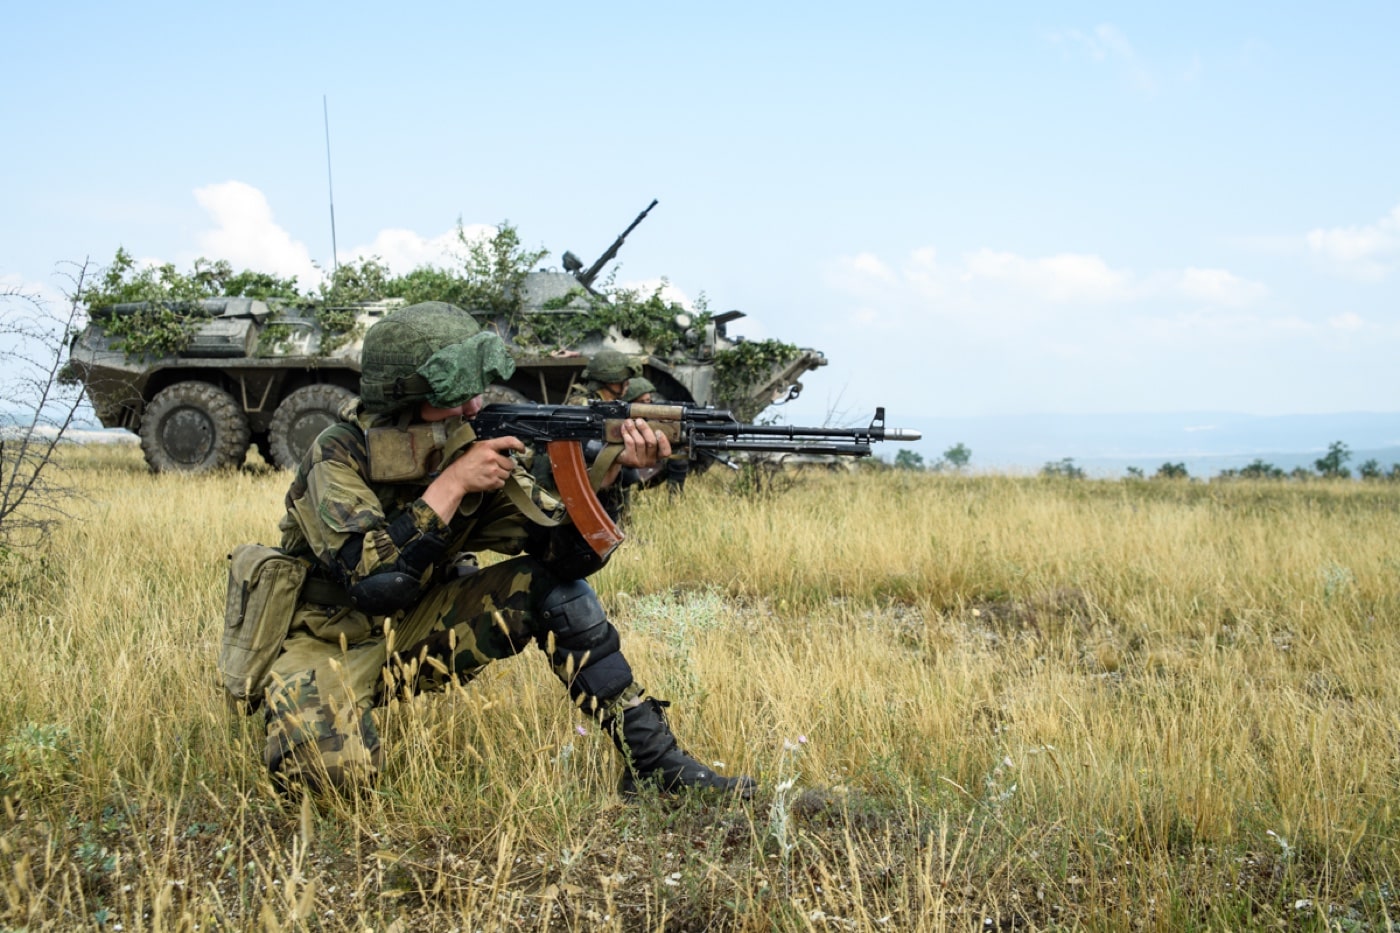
[0, 262, 92, 549]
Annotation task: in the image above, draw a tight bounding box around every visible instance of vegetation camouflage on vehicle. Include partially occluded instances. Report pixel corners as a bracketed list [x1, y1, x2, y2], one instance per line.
[65, 205, 827, 473]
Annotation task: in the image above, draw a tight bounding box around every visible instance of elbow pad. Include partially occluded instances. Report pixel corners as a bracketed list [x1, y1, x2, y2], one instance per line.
[349, 571, 424, 615]
[377, 509, 449, 577]
[335, 509, 446, 584]
[339, 511, 448, 614]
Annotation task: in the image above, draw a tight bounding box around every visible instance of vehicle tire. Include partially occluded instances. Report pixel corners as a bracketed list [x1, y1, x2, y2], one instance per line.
[480, 383, 533, 406]
[139, 381, 251, 473]
[268, 384, 355, 471]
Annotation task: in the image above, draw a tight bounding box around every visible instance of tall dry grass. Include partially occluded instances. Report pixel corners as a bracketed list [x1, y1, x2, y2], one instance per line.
[0, 445, 1396, 930]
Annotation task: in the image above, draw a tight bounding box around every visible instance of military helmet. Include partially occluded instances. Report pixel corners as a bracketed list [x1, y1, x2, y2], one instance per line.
[622, 376, 655, 402]
[360, 301, 515, 413]
[581, 348, 635, 384]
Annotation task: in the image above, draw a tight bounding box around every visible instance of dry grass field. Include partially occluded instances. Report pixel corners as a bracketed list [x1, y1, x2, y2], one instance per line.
[1, 444, 1397, 931]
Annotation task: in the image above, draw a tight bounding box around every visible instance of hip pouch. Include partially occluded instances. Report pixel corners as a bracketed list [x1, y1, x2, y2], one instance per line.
[220, 543, 309, 709]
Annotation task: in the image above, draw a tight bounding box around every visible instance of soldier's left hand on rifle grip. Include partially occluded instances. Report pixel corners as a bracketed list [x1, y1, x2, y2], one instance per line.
[615, 418, 672, 470]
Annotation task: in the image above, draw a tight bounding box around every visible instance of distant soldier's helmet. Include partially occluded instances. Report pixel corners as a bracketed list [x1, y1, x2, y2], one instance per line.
[581, 348, 635, 384]
[359, 301, 517, 413]
[622, 376, 655, 402]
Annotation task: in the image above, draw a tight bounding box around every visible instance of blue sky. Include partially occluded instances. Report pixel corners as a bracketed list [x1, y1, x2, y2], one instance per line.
[4, 2, 1398, 436]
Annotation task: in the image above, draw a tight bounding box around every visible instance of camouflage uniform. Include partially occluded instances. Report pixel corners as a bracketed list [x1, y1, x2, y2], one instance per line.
[260, 304, 752, 798]
[264, 402, 638, 790]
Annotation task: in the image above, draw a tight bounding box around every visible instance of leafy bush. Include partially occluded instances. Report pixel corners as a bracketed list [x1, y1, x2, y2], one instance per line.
[1041, 457, 1085, 479]
[1155, 462, 1189, 480]
[0, 722, 80, 800]
[1315, 440, 1351, 479]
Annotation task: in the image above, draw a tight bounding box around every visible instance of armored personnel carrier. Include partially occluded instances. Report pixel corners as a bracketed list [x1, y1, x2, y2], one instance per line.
[67, 206, 827, 473]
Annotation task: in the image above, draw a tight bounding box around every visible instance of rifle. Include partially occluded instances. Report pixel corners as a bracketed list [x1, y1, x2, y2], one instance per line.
[366, 401, 920, 559]
[471, 401, 921, 558]
[573, 199, 658, 289]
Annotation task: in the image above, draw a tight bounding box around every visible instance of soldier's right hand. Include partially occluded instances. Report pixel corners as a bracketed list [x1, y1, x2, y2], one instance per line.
[422, 436, 526, 523]
[448, 436, 527, 493]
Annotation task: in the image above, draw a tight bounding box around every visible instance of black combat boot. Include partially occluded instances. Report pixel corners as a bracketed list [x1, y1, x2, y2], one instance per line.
[606, 697, 756, 799]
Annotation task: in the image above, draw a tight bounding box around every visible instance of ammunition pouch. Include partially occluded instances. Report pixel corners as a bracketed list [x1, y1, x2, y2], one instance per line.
[365, 418, 477, 483]
[220, 544, 310, 709]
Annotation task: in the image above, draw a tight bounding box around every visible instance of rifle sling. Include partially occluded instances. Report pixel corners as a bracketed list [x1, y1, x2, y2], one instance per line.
[588, 443, 625, 488]
[502, 475, 566, 528]
[498, 440, 625, 529]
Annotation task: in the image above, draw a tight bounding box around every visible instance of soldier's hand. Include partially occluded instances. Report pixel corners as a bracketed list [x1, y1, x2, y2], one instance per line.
[445, 436, 526, 493]
[616, 418, 671, 469]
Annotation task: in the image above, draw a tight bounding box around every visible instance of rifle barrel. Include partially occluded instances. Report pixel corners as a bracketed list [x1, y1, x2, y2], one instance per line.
[692, 423, 922, 442]
[693, 438, 873, 456]
[473, 402, 920, 454]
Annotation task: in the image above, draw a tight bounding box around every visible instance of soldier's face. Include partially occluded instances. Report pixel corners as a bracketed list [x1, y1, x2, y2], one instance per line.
[421, 395, 485, 421]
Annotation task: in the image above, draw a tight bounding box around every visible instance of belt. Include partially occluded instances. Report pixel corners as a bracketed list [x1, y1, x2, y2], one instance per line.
[301, 575, 354, 607]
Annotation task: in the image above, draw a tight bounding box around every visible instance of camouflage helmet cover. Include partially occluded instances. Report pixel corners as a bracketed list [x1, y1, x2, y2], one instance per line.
[581, 348, 636, 384]
[622, 376, 655, 402]
[360, 301, 516, 413]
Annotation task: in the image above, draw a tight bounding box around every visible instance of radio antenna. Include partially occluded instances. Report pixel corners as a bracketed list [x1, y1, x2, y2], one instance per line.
[323, 95, 339, 274]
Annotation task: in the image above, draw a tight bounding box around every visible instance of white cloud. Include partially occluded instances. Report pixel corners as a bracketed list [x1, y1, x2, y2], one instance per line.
[850, 252, 895, 282]
[962, 249, 1134, 303]
[193, 181, 322, 287]
[1328, 312, 1364, 331]
[1305, 203, 1400, 280]
[613, 276, 694, 311]
[341, 225, 487, 273]
[836, 246, 1270, 320]
[1177, 267, 1267, 307]
[1, 272, 67, 309]
[1048, 23, 1156, 92]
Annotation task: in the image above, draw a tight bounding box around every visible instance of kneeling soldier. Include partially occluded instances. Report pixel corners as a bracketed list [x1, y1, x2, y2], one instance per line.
[249, 301, 754, 799]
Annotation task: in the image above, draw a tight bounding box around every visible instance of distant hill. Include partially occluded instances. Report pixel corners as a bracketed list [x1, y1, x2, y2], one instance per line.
[895, 411, 1400, 477]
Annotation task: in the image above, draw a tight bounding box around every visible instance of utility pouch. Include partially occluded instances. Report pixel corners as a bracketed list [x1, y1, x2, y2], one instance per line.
[366, 423, 448, 482]
[365, 418, 478, 483]
[219, 543, 310, 708]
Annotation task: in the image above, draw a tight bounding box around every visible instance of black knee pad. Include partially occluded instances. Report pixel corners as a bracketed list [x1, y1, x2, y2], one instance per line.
[537, 579, 633, 704]
[539, 579, 609, 647]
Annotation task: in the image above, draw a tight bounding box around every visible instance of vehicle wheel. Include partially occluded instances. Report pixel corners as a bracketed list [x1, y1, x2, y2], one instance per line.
[480, 383, 533, 406]
[268, 384, 355, 470]
[139, 381, 251, 473]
